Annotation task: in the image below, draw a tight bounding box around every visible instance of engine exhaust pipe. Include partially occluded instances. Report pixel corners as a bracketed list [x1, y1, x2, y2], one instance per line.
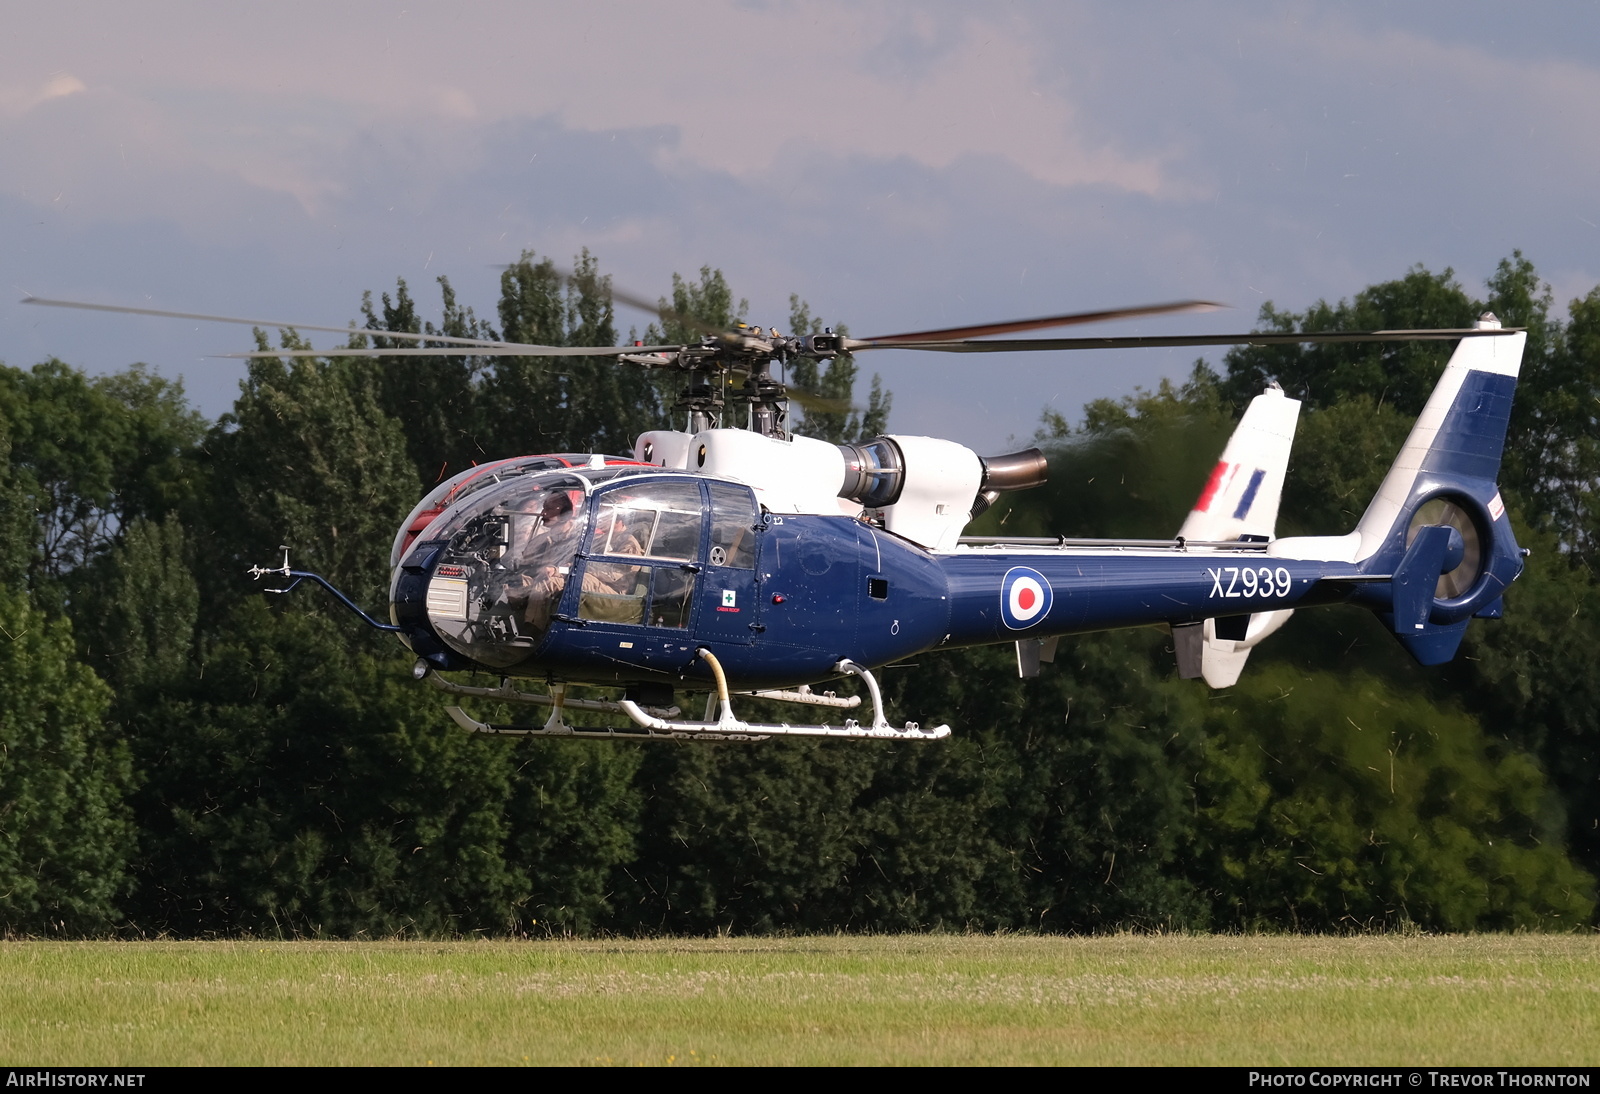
[971, 448, 1049, 518]
[980, 448, 1049, 491]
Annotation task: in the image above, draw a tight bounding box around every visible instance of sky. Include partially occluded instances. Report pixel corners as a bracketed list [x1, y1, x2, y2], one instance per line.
[4, 1, 1598, 453]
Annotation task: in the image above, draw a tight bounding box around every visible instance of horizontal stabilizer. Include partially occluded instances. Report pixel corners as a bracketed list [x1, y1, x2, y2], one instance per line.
[1199, 609, 1295, 687]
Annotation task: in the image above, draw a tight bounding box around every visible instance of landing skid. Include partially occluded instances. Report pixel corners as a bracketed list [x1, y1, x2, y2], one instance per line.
[425, 651, 950, 743]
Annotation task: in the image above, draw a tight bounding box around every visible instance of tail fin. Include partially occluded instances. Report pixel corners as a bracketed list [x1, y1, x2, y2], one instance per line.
[1352, 317, 1523, 561]
[1178, 384, 1302, 687]
[1180, 383, 1300, 543]
[1273, 315, 1527, 665]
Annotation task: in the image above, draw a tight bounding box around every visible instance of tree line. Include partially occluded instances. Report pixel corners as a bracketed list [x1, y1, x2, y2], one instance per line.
[1, 250, 1596, 936]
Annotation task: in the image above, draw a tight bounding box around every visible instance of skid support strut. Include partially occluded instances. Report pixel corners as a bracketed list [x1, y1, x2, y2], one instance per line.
[433, 651, 949, 742]
[615, 650, 947, 740]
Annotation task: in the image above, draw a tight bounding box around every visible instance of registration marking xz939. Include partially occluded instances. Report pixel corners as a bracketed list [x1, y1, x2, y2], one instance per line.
[1207, 565, 1292, 599]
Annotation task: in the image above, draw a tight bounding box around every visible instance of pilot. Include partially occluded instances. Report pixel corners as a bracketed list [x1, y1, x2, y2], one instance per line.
[489, 491, 579, 631]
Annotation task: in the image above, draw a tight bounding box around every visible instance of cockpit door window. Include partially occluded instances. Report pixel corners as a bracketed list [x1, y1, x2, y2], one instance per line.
[697, 483, 762, 645]
[590, 482, 704, 561]
[578, 481, 705, 629]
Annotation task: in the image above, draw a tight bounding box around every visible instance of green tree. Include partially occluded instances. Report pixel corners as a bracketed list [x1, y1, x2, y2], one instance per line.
[361, 276, 495, 487]
[0, 424, 30, 589]
[123, 602, 523, 936]
[0, 361, 203, 609]
[1514, 281, 1600, 560]
[0, 586, 134, 934]
[502, 738, 642, 935]
[80, 515, 198, 697]
[1193, 666, 1594, 930]
[621, 740, 883, 932]
[123, 598, 645, 936]
[653, 266, 747, 343]
[480, 249, 660, 457]
[1442, 518, 1600, 877]
[875, 634, 1210, 931]
[1218, 265, 1480, 417]
[786, 295, 891, 443]
[200, 336, 420, 610]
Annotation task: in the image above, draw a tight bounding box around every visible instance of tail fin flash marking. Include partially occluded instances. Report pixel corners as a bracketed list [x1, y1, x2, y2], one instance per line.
[1178, 385, 1303, 688]
[1232, 468, 1267, 520]
[1179, 386, 1300, 543]
[1195, 461, 1230, 513]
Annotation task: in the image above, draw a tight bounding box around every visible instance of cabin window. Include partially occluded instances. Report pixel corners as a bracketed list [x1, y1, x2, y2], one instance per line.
[707, 483, 758, 569]
[579, 480, 705, 629]
[590, 481, 704, 561]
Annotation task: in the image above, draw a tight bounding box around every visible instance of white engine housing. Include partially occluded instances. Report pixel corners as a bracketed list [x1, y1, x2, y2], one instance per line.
[630, 428, 987, 549]
[633, 429, 694, 470]
[871, 435, 984, 552]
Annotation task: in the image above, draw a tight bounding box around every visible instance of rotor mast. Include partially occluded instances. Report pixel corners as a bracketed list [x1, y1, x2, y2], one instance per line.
[665, 322, 843, 439]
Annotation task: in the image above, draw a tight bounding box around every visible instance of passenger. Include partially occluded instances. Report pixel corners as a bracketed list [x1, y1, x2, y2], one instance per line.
[593, 506, 647, 559]
[522, 498, 652, 627]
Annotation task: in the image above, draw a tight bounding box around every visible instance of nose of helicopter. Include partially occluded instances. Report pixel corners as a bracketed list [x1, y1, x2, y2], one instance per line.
[392, 473, 593, 673]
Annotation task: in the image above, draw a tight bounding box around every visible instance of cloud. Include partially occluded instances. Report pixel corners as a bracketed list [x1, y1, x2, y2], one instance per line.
[5, 3, 1600, 450]
[0, 71, 86, 117]
[0, 3, 1181, 205]
[527, 4, 1177, 196]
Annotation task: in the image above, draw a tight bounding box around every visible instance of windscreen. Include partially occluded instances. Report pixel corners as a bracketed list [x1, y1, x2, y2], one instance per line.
[417, 473, 589, 670]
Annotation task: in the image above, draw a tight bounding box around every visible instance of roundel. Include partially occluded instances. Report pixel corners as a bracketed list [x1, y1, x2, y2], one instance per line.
[1001, 566, 1053, 630]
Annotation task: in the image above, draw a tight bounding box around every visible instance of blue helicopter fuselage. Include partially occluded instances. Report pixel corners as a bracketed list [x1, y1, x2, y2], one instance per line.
[394, 493, 1368, 693]
[537, 514, 1366, 690]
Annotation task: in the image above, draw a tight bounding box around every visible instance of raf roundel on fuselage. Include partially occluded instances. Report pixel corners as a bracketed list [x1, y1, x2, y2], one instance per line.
[1001, 566, 1053, 630]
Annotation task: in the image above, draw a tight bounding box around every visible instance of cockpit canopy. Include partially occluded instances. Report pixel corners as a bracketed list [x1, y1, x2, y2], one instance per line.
[388, 454, 649, 569]
[398, 468, 759, 671]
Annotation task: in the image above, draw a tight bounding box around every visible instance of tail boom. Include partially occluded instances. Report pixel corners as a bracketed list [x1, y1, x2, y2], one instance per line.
[938, 548, 1367, 649]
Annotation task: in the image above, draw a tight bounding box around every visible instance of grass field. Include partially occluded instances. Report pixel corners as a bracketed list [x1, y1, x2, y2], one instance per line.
[1, 934, 1597, 1066]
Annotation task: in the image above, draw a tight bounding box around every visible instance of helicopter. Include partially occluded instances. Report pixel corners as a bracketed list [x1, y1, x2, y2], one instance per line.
[22, 283, 1528, 742]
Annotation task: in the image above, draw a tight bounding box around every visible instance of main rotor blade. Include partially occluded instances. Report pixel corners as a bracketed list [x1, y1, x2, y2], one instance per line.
[850, 300, 1227, 346]
[853, 328, 1524, 353]
[216, 345, 683, 359]
[20, 294, 514, 350]
[605, 282, 727, 341]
